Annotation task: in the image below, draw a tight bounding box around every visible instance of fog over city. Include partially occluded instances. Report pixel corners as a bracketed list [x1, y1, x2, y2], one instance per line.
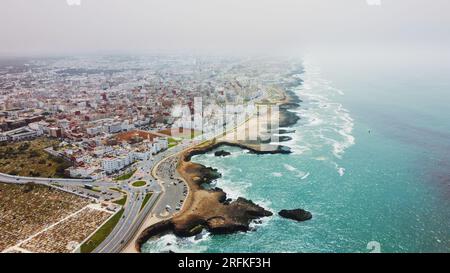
[1, 0, 450, 57]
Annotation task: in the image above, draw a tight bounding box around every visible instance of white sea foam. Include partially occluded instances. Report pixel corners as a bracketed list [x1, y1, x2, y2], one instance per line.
[283, 164, 297, 172]
[287, 58, 355, 168]
[283, 163, 309, 179]
[215, 178, 251, 200]
[142, 231, 210, 253]
[249, 212, 272, 229]
[272, 172, 283, 177]
[300, 172, 310, 180]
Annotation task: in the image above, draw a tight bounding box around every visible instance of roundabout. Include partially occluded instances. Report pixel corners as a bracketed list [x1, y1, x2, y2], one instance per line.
[130, 180, 147, 188]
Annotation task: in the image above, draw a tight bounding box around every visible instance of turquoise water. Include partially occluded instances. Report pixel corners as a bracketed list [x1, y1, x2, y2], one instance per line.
[142, 55, 450, 253]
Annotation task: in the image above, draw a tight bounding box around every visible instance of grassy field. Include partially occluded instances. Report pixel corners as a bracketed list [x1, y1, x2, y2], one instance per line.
[131, 180, 146, 187]
[0, 137, 71, 178]
[79, 208, 125, 253]
[168, 137, 180, 148]
[109, 187, 126, 194]
[114, 169, 136, 181]
[113, 195, 127, 206]
[140, 192, 153, 212]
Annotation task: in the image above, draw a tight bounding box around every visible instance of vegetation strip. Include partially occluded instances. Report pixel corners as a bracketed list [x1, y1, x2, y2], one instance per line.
[80, 208, 125, 253]
[114, 169, 136, 181]
[140, 193, 153, 212]
[113, 195, 127, 206]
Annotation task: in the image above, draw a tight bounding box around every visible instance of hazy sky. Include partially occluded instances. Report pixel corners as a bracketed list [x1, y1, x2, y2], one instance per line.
[1, 0, 449, 56]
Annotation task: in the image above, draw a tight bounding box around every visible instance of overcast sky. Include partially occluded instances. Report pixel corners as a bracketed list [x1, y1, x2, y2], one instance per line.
[1, 0, 449, 56]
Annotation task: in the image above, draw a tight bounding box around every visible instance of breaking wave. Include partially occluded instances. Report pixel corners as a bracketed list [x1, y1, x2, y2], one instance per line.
[281, 58, 355, 176]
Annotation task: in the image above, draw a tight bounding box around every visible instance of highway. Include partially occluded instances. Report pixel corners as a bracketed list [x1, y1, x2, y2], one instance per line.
[0, 172, 92, 184]
[94, 191, 145, 253]
[93, 140, 195, 253]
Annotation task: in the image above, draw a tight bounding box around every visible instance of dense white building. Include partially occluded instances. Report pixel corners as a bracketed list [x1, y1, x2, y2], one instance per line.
[0, 126, 42, 141]
[102, 155, 133, 174]
[68, 166, 105, 180]
[101, 137, 167, 173]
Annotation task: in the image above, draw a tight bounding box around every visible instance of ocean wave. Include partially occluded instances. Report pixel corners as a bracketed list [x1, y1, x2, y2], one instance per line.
[283, 164, 297, 172]
[283, 163, 309, 179]
[219, 180, 252, 200]
[300, 172, 310, 180]
[142, 230, 211, 253]
[249, 212, 273, 229]
[285, 59, 355, 176]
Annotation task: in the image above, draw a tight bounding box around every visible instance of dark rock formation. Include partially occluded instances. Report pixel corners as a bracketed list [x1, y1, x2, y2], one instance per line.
[136, 194, 273, 250]
[184, 141, 291, 162]
[171, 196, 273, 237]
[194, 233, 203, 240]
[284, 90, 303, 104]
[214, 150, 231, 157]
[278, 136, 293, 142]
[279, 108, 300, 127]
[194, 166, 221, 185]
[278, 209, 312, 222]
[135, 220, 174, 249]
[278, 89, 302, 128]
[278, 129, 296, 134]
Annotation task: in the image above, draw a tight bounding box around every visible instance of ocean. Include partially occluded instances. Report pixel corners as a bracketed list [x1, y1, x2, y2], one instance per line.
[142, 52, 450, 253]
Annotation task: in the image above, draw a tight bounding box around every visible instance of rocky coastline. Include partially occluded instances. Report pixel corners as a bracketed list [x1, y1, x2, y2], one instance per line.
[136, 82, 304, 252]
[135, 140, 286, 251]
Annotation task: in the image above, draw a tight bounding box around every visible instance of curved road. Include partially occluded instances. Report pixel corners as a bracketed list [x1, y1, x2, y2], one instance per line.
[93, 140, 196, 253]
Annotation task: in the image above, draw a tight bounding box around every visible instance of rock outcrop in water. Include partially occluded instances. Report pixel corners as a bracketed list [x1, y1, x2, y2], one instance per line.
[278, 129, 296, 134]
[184, 141, 291, 162]
[278, 136, 293, 142]
[278, 209, 312, 222]
[214, 150, 231, 157]
[136, 183, 273, 247]
[173, 195, 273, 237]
